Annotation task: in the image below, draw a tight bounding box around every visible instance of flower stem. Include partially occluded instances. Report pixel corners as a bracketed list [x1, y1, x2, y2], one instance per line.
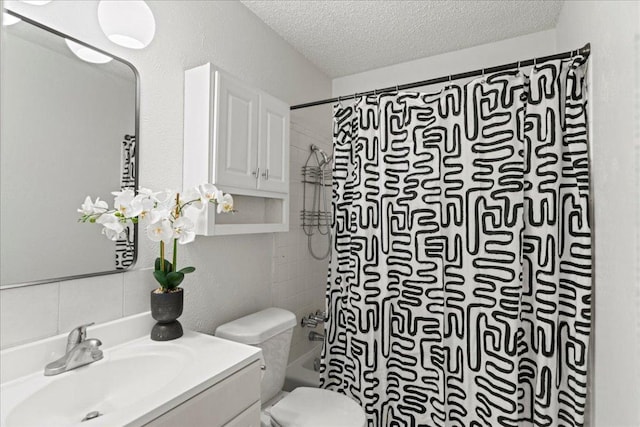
[174, 193, 180, 272]
[160, 241, 165, 272]
[173, 238, 177, 272]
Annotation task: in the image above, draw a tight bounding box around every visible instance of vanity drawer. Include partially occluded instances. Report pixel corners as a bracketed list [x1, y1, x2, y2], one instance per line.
[145, 361, 261, 427]
[224, 401, 261, 427]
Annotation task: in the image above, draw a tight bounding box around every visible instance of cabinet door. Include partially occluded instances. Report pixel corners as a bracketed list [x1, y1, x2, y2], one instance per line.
[214, 70, 259, 190]
[257, 92, 289, 193]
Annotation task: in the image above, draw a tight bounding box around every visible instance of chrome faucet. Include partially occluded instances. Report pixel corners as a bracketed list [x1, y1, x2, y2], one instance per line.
[310, 310, 327, 323]
[308, 331, 325, 342]
[301, 310, 327, 328]
[44, 323, 103, 376]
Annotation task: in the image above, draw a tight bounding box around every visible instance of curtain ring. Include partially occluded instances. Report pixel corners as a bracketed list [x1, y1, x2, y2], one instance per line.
[446, 74, 452, 90]
[532, 57, 538, 74]
[516, 60, 522, 77]
[481, 68, 486, 84]
[395, 85, 400, 94]
[337, 95, 343, 107]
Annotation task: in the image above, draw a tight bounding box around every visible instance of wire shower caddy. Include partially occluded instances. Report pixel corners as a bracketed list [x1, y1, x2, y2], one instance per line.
[301, 144, 332, 260]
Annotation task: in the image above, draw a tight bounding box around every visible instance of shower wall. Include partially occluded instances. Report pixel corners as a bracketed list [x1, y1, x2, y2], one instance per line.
[274, 115, 333, 361]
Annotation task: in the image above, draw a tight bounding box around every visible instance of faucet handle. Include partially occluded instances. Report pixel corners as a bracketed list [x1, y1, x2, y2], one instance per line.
[301, 316, 318, 328]
[66, 322, 95, 352]
[315, 310, 326, 318]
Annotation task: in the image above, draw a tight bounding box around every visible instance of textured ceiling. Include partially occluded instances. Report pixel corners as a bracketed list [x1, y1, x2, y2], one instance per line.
[241, 0, 563, 78]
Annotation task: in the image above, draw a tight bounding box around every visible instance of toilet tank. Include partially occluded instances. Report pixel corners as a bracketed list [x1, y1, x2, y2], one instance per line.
[215, 308, 297, 404]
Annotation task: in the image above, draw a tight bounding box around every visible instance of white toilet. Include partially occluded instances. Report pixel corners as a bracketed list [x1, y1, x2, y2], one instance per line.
[215, 307, 366, 427]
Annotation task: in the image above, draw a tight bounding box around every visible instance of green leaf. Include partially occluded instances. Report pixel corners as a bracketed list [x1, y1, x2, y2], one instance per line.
[153, 270, 168, 286]
[166, 272, 185, 287]
[178, 266, 196, 274]
[155, 257, 173, 272]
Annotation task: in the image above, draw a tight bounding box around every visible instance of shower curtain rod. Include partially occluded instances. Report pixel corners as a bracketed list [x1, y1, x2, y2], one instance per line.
[290, 43, 591, 110]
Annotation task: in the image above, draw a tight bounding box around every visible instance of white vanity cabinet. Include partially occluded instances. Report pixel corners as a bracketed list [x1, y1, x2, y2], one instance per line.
[145, 361, 261, 427]
[0, 315, 263, 427]
[183, 63, 289, 236]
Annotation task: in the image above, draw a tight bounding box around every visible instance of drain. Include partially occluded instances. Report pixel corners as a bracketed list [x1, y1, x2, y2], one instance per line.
[81, 411, 102, 422]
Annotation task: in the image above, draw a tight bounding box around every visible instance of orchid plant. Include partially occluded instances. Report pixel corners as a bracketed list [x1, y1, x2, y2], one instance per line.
[78, 184, 234, 293]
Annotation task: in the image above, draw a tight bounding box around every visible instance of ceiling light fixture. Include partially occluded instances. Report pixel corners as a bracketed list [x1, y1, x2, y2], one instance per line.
[97, 0, 155, 50]
[65, 39, 113, 64]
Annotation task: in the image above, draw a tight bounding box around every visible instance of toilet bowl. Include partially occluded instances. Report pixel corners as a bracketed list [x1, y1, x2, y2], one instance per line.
[215, 308, 366, 427]
[269, 387, 365, 427]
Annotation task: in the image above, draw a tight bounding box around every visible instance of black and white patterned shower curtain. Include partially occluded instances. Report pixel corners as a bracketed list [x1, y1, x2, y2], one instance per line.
[322, 57, 591, 427]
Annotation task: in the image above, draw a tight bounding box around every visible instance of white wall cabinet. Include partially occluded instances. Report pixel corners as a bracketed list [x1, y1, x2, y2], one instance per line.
[215, 71, 261, 191]
[257, 91, 289, 194]
[183, 63, 289, 235]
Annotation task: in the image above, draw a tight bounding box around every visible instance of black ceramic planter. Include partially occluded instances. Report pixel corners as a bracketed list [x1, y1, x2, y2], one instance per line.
[150, 288, 184, 341]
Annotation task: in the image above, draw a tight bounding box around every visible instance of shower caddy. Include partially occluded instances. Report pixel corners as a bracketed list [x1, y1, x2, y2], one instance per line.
[301, 144, 332, 260]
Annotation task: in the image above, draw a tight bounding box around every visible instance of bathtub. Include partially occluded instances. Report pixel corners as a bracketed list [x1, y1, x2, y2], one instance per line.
[283, 344, 321, 391]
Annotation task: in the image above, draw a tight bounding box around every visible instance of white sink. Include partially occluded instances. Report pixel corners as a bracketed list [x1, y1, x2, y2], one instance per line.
[0, 314, 262, 427]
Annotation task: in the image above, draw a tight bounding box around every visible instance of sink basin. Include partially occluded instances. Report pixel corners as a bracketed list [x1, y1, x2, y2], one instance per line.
[6, 346, 188, 426]
[1, 314, 262, 427]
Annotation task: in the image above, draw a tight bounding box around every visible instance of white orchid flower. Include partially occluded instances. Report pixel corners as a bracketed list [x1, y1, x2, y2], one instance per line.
[149, 206, 171, 224]
[216, 193, 234, 214]
[172, 217, 196, 245]
[112, 189, 143, 218]
[134, 194, 156, 221]
[146, 219, 174, 243]
[200, 183, 223, 203]
[182, 187, 204, 211]
[137, 187, 157, 199]
[78, 196, 108, 215]
[96, 213, 125, 241]
[154, 189, 177, 209]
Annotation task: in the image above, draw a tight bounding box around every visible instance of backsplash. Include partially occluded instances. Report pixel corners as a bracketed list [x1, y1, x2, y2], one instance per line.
[0, 269, 157, 349]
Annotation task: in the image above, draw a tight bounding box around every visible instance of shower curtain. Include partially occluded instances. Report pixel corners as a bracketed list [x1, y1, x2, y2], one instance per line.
[322, 57, 591, 427]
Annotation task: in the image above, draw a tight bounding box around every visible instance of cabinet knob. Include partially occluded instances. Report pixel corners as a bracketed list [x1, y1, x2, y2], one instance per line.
[261, 169, 269, 180]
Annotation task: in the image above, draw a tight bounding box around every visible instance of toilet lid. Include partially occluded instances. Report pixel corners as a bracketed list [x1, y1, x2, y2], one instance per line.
[270, 387, 366, 427]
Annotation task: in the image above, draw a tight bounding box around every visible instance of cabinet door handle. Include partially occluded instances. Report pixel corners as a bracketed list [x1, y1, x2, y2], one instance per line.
[252, 167, 260, 179]
[261, 169, 269, 180]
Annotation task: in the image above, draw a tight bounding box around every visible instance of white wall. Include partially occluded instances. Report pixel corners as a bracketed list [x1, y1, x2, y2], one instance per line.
[555, 2, 640, 426]
[0, 0, 332, 360]
[333, 29, 557, 96]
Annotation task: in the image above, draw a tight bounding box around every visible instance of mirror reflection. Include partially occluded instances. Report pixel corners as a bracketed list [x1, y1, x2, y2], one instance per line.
[0, 11, 138, 287]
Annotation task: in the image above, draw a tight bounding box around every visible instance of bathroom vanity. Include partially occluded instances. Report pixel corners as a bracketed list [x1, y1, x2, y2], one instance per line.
[0, 313, 262, 427]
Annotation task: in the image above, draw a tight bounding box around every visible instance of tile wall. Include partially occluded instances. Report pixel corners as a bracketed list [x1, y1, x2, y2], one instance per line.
[0, 269, 157, 349]
[271, 119, 332, 361]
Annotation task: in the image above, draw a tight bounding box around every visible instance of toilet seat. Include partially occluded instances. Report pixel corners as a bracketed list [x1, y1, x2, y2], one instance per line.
[270, 387, 366, 427]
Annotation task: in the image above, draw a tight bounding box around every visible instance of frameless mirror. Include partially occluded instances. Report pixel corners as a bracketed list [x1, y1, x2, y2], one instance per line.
[0, 10, 138, 287]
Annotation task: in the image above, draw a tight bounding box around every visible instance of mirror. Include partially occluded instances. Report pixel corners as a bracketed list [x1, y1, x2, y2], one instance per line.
[0, 10, 138, 287]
